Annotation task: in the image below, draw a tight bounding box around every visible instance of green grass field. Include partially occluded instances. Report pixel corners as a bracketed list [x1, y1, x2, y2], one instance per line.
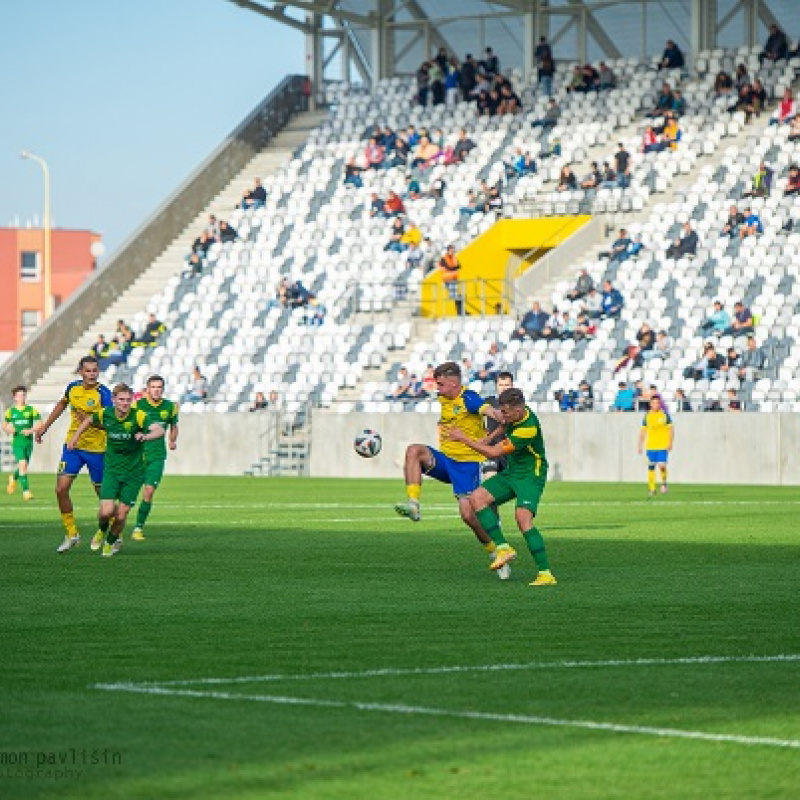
[2, 476, 799, 799]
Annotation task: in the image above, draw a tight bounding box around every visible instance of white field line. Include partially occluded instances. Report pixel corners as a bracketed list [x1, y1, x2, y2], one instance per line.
[91, 682, 800, 750]
[110, 654, 800, 687]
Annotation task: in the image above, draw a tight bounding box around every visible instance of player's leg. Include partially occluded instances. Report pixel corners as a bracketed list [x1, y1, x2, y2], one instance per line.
[395, 444, 436, 521]
[7, 455, 17, 494]
[658, 453, 669, 493]
[103, 477, 141, 556]
[472, 477, 517, 570]
[512, 477, 556, 586]
[55, 449, 82, 552]
[18, 440, 34, 499]
[133, 459, 163, 540]
[95, 498, 116, 552]
[645, 451, 657, 497]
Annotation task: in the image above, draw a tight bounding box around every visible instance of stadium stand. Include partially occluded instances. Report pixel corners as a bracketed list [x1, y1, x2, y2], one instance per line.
[17, 45, 800, 439]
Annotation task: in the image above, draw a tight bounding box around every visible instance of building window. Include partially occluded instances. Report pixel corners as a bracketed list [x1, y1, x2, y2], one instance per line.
[21, 310, 41, 339]
[21, 251, 40, 282]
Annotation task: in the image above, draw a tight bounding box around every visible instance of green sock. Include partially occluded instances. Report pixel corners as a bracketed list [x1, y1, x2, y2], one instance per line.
[476, 507, 507, 547]
[106, 530, 119, 545]
[136, 500, 152, 528]
[523, 527, 550, 572]
[19, 474, 29, 491]
[99, 518, 110, 533]
[14, 469, 20, 480]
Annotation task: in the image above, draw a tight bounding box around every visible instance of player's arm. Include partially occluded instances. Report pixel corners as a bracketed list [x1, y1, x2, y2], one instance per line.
[637, 425, 646, 454]
[2, 413, 13, 436]
[479, 404, 504, 423]
[67, 414, 96, 450]
[168, 422, 179, 450]
[462, 390, 503, 423]
[36, 397, 69, 443]
[135, 422, 165, 442]
[442, 425, 509, 459]
[667, 423, 674, 451]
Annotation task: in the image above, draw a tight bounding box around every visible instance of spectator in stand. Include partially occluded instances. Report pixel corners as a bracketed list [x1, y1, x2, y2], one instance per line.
[659, 39, 684, 70]
[721, 205, 745, 237]
[344, 157, 364, 187]
[535, 36, 552, 65]
[720, 346, 741, 376]
[743, 161, 773, 198]
[249, 391, 268, 411]
[580, 64, 600, 92]
[575, 380, 594, 411]
[666, 221, 698, 259]
[643, 330, 672, 361]
[497, 84, 523, 115]
[365, 136, 385, 170]
[724, 301, 755, 337]
[384, 217, 406, 252]
[580, 161, 602, 190]
[477, 88, 501, 117]
[438, 245, 462, 314]
[191, 230, 214, 259]
[91, 334, 108, 360]
[287, 280, 312, 309]
[674, 388, 692, 412]
[714, 71, 734, 97]
[531, 98, 560, 131]
[205, 214, 220, 241]
[182, 366, 209, 403]
[218, 221, 237, 243]
[541, 307, 561, 341]
[458, 54, 477, 100]
[486, 186, 503, 213]
[734, 63, 750, 91]
[700, 300, 731, 335]
[411, 136, 441, 169]
[643, 125, 667, 153]
[99, 338, 126, 371]
[481, 46, 500, 76]
[575, 312, 597, 339]
[738, 335, 766, 380]
[726, 389, 743, 412]
[785, 164, 800, 196]
[560, 310, 577, 339]
[459, 190, 480, 216]
[612, 381, 636, 412]
[471, 342, 501, 384]
[116, 320, 134, 354]
[566, 65, 587, 93]
[389, 134, 410, 168]
[614, 143, 631, 188]
[684, 343, 724, 380]
[662, 112, 681, 149]
[538, 54, 555, 97]
[582, 288, 603, 319]
[649, 83, 675, 116]
[760, 24, 789, 65]
[369, 193, 386, 218]
[451, 129, 476, 163]
[134, 314, 165, 347]
[416, 62, 430, 106]
[512, 300, 548, 340]
[556, 165, 578, 192]
[605, 228, 631, 263]
[555, 389, 576, 412]
[789, 118, 800, 143]
[429, 59, 445, 106]
[601, 280, 624, 318]
[739, 206, 763, 238]
[400, 221, 423, 250]
[384, 191, 405, 217]
[305, 297, 326, 327]
[567, 268, 593, 301]
[672, 89, 687, 116]
[268, 277, 290, 310]
[444, 56, 461, 107]
[240, 177, 266, 210]
[599, 162, 618, 189]
[403, 175, 422, 199]
[598, 62, 617, 90]
[771, 88, 797, 125]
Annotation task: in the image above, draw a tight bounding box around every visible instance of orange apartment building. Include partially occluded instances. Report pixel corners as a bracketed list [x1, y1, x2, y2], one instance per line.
[0, 227, 101, 351]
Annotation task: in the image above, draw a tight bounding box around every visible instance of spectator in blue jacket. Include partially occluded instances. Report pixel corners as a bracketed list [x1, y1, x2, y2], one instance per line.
[601, 280, 624, 318]
[699, 301, 731, 335]
[612, 381, 636, 411]
[512, 300, 549, 340]
[659, 40, 685, 70]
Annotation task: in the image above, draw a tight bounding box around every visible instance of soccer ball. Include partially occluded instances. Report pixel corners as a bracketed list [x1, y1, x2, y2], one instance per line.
[354, 429, 382, 458]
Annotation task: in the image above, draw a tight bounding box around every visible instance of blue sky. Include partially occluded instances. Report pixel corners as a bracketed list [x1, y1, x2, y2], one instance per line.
[1, 0, 302, 255]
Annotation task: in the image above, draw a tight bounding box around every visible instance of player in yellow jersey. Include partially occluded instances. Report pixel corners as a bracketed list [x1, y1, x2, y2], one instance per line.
[35, 356, 113, 552]
[637, 394, 674, 497]
[394, 361, 508, 576]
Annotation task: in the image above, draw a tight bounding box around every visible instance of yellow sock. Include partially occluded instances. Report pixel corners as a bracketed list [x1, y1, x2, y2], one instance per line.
[647, 469, 656, 492]
[407, 484, 421, 502]
[61, 512, 77, 536]
[660, 467, 668, 484]
[483, 542, 497, 555]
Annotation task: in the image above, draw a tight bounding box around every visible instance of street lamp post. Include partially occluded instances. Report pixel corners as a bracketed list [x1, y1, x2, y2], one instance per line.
[21, 150, 53, 319]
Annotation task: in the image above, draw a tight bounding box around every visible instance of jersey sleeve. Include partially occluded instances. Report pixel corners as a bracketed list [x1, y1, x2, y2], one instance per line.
[92, 410, 105, 427]
[64, 381, 78, 403]
[641, 413, 648, 428]
[462, 389, 487, 414]
[32, 408, 41, 421]
[664, 412, 673, 426]
[99, 385, 113, 409]
[170, 404, 179, 425]
[3, 409, 10, 422]
[136, 410, 148, 431]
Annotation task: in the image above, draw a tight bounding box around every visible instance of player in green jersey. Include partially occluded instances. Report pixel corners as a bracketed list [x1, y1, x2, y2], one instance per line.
[443, 387, 557, 587]
[68, 383, 164, 558]
[3, 386, 41, 501]
[131, 375, 179, 541]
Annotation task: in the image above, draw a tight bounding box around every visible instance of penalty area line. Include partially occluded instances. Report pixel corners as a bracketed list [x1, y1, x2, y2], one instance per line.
[91, 682, 800, 750]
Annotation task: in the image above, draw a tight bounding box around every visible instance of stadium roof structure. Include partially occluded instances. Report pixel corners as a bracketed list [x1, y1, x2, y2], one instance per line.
[228, 0, 798, 87]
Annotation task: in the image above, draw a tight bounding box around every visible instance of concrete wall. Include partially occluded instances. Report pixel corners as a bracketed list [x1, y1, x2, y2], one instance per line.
[310, 411, 800, 486]
[23, 410, 799, 485]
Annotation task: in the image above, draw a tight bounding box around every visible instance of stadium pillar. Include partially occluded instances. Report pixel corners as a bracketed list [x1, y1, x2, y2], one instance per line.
[305, 12, 324, 107]
[522, 0, 537, 82]
[371, 0, 393, 83]
[691, 0, 716, 60]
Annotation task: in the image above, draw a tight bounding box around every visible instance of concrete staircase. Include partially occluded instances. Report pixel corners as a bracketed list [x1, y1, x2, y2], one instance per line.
[28, 110, 328, 407]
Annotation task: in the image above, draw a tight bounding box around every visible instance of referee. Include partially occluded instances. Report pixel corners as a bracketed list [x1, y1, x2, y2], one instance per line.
[481, 371, 515, 477]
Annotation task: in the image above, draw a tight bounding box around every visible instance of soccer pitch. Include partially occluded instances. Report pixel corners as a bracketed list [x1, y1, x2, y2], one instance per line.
[2, 477, 799, 799]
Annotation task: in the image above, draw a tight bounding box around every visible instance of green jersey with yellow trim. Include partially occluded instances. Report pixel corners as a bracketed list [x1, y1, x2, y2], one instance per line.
[4, 405, 40, 445]
[91, 408, 149, 477]
[499, 406, 548, 478]
[133, 397, 178, 461]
